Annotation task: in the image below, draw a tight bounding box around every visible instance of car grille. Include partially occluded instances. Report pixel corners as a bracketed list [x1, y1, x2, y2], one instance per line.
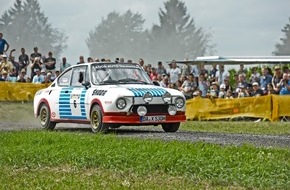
[130, 104, 170, 114]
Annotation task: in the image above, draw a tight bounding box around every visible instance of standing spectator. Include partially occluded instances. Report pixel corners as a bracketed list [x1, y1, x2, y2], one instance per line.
[30, 57, 43, 79]
[180, 74, 197, 99]
[77, 55, 85, 64]
[209, 63, 218, 83]
[60, 57, 71, 72]
[215, 64, 229, 84]
[237, 64, 246, 75]
[0, 54, 13, 74]
[198, 73, 210, 97]
[156, 61, 166, 75]
[250, 82, 264, 97]
[181, 61, 192, 77]
[249, 67, 260, 83]
[32, 69, 44, 84]
[223, 78, 234, 92]
[0, 32, 9, 54]
[199, 63, 209, 78]
[44, 52, 56, 73]
[278, 73, 290, 95]
[169, 60, 181, 84]
[9, 49, 20, 76]
[18, 47, 29, 71]
[87, 57, 94, 63]
[30, 47, 42, 63]
[260, 67, 272, 94]
[160, 76, 170, 88]
[0, 70, 11, 81]
[267, 83, 276, 95]
[17, 69, 28, 81]
[272, 65, 283, 94]
[149, 67, 158, 80]
[138, 58, 145, 69]
[17, 72, 26, 82]
[236, 74, 249, 93]
[218, 84, 226, 98]
[166, 62, 173, 76]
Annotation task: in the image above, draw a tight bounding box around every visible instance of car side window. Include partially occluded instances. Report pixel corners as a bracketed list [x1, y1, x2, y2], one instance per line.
[58, 68, 72, 86]
[71, 66, 87, 87]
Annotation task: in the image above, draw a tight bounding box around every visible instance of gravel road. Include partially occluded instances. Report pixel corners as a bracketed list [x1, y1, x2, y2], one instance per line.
[1, 121, 289, 148]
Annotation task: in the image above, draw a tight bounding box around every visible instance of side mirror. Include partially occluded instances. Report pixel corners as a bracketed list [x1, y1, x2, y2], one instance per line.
[82, 81, 91, 89]
[152, 81, 160, 86]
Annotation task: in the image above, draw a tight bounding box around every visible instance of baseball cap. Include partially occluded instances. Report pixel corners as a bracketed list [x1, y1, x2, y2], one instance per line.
[252, 82, 259, 86]
[274, 65, 281, 70]
[220, 84, 226, 89]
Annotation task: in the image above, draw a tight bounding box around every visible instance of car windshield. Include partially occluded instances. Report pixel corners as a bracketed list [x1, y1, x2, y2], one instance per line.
[91, 63, 152, 85]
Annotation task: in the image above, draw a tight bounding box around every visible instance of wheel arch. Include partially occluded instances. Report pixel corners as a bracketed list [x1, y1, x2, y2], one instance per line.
[90, 99, 105, 116]
[37, 99, 50, 117]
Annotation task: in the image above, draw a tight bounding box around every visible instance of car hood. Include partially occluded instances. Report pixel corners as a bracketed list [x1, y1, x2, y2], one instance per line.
[95, 84, 182, 97]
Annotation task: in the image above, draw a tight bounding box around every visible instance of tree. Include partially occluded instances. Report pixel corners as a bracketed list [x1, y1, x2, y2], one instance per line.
[0, 0, 67, 59]
[86, 10, 148, 60]
[273, 17, 290, 55]
[149, 0, 214, 61]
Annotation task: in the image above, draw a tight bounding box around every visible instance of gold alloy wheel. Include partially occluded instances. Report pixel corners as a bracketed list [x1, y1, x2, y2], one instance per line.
[91, 110, 100, 129]
[40, 108, 47, 126]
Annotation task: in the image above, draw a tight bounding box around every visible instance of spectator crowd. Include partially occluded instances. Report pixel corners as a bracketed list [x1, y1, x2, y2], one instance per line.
[1, 32, 290, 99]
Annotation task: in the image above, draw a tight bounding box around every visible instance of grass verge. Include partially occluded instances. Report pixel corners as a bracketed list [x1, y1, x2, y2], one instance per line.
[0, 131, 289, 189]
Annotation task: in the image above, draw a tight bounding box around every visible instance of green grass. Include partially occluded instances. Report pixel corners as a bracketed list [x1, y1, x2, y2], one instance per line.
[0, 131, 289, 189]
[181, 121, 290, 135]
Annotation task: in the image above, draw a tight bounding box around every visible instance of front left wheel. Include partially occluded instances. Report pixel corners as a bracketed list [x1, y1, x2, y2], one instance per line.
[39, 103, 56, 130]
[90, 105, 109, 133]
[161, 123, 180, 132]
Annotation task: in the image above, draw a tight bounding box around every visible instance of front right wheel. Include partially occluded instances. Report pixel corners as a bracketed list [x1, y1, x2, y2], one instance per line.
[161, 123, 180, 132]
[90, 105, 109, 133]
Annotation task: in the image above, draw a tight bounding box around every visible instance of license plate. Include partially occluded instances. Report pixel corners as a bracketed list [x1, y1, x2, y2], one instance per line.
[140, 115, 166, 122]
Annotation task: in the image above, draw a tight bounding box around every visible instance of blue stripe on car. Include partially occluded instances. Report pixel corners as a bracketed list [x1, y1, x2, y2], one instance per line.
[127, 88, 167, 97]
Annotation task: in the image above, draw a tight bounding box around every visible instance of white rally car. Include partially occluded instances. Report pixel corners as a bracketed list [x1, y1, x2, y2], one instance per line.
[34, 62, 186, 133]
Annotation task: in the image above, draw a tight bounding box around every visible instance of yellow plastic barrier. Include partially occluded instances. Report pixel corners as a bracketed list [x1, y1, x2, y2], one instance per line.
[0, 82, 49, 101]
[186, 95, 273, 121]
[271, 95, 290, 121]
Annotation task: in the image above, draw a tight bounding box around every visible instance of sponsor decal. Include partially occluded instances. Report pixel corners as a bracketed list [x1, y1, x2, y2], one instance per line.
[93, 64, 140, 70]
[70, 94, 80, 99]
[104, 101, 112, 104]
[92, 89, 107, 96]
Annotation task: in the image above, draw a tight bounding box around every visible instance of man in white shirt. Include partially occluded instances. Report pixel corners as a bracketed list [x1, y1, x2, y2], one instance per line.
[215, 64, 229, 84]
[32, 69, 44, 84]
[169, 60, 181, 84]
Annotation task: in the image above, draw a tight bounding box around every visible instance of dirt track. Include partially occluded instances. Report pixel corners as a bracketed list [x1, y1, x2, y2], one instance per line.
[1, 121, 289, 148]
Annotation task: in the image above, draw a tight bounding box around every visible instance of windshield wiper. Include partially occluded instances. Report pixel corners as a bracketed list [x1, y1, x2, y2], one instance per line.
[118, 78, 149, 84]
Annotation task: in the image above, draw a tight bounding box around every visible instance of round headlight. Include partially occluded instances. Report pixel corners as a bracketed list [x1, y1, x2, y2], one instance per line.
[143, 92, 153, 103]
[168, 105, 177, 115]
[116, 98, 126, 110]
[175, 97, 185, 109]
[137, 106, 147, 116]
[162, 92, 171, 103]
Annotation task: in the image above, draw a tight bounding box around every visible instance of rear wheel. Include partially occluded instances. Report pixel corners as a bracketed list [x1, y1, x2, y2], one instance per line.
[39, 104, 56, 130]
[90, 105, 109, 133]
[161, 123, 180, 132]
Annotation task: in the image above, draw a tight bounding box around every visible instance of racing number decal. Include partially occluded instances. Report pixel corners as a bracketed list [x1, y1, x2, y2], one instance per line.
[59, 88, 86, 120]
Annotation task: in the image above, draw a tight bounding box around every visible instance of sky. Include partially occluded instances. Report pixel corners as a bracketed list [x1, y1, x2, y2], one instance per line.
[1, 0, 290, 64]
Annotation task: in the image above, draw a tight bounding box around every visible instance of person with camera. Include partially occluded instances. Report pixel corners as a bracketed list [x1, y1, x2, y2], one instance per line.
[278, 73, 290, 95]
[30, 56, 43, 79]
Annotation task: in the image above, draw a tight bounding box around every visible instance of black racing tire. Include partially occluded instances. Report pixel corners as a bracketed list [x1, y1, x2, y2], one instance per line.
[90, 105, 109, 133]
[161, 123, 180, 132]
[39, 103, 56, 130]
